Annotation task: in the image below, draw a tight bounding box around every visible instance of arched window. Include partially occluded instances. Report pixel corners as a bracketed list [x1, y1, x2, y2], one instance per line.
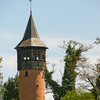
[24, 71, 28, 77]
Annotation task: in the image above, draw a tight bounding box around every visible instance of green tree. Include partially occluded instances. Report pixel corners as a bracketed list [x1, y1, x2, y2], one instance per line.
[45, 67, 64, 100]
[45, 40, 92, 100]
[61, 90, 95, 100]
[95, 75, 100, 99]
[75, 38, 100, 100]
[93, 38, 100, 99]
[0, 57, 3, 99]
[3, 73, 19, 100]
[77, 56, 100, 100]
[92, 62, 100, 100]
[62, 41, 82, 91]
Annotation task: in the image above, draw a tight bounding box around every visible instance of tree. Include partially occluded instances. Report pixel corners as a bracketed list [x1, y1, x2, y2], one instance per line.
[62, 40, 83, 91]
[73, 37, 100, 100]
[76, 57, 100, 100]
[45, 40, 92, 100]
[3, 73, 19, 100]
[45, 67, 64, 100]
[61, 89, 95, 100]
[0, 57, 3, 99]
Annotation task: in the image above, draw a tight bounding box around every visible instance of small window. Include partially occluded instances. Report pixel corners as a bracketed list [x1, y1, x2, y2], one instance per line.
[36, 56, 39, 60]
[24, 55, 30, 60]
[24, 57, 27, 60]
[24, 71, 28, 77]
[33, 54, 40, 60]
[36, 54, 40, 60]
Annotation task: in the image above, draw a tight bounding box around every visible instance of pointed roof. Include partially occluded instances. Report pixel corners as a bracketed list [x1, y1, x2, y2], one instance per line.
[15, 13, 48, 49]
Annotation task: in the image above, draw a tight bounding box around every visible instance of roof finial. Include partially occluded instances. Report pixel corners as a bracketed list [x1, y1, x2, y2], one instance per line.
[29, 0, 32, 15]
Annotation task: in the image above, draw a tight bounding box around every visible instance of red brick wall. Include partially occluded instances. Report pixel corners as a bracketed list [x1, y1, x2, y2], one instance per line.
[19, 70, 45, 100]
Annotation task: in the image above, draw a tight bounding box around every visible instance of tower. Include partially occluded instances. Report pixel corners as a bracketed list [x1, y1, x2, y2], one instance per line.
[15, 2, 48, 100]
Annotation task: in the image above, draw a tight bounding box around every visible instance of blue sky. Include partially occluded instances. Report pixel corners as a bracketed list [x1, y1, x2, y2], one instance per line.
[0, 0, 100, 99]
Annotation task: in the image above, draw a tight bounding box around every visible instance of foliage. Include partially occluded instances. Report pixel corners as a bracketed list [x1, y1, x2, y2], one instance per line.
[45, 40, 92, 100]
[94, 37, 100, 44]
[92, 74, 100, 100]
[62, 41, 82, 91]
[1, 39, 99, 100]
[96, 75, 100, 91]
[76, 40, 100, 100]
[76, 57, 100, 100]
[61, 90, 95, 100]
[3, 73, 19, 100]
[94, 38, 100, 99]
[45, 67, 64, 100]
[0, 57, 3, 99]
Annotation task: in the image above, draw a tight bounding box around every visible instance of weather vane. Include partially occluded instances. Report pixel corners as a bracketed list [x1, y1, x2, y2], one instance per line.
[29, 0, 32, 14]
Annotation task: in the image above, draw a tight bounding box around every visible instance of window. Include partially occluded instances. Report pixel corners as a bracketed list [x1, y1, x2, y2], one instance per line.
[24, 71, 28, 77]
[33, 54, 40, 60]
[24, 55, 30, 60]
[36, 56, 39, 60]
[24, 57, 27, 60]
[37, 84, 39, 88]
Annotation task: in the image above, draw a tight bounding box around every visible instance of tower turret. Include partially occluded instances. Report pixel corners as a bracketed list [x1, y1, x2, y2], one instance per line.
[15, 13, 47, 71]
[15, 3, 48, 100]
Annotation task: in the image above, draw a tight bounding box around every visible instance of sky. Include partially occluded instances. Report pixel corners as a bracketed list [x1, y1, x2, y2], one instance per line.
[0, 0, 100, 99]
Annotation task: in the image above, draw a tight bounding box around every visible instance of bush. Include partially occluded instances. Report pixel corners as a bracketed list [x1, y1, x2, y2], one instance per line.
[61, 90, 95, 100]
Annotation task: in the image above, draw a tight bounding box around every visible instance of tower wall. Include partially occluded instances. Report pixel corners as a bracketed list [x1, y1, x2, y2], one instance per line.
[17, 48, 46, 70]
[19, 70, 45, 100]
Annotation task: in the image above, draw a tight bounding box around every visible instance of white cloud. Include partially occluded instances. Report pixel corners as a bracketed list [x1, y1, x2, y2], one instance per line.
[2, 54, 16, 68]
[42, 36, 84, 50]
[41, 36, 96, 55]
[42, 37, 66, 49]
[2, 33, 15, 39]
[0, 53, 17, 82]
[1, 53, 17, 68]
[0, 30, 19, 39]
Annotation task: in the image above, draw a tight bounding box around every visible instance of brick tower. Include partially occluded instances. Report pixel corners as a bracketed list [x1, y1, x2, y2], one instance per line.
[15, 2, 48, 100]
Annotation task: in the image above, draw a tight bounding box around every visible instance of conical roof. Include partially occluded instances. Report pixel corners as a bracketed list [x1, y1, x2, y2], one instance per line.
[15, 13, 48, 49]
